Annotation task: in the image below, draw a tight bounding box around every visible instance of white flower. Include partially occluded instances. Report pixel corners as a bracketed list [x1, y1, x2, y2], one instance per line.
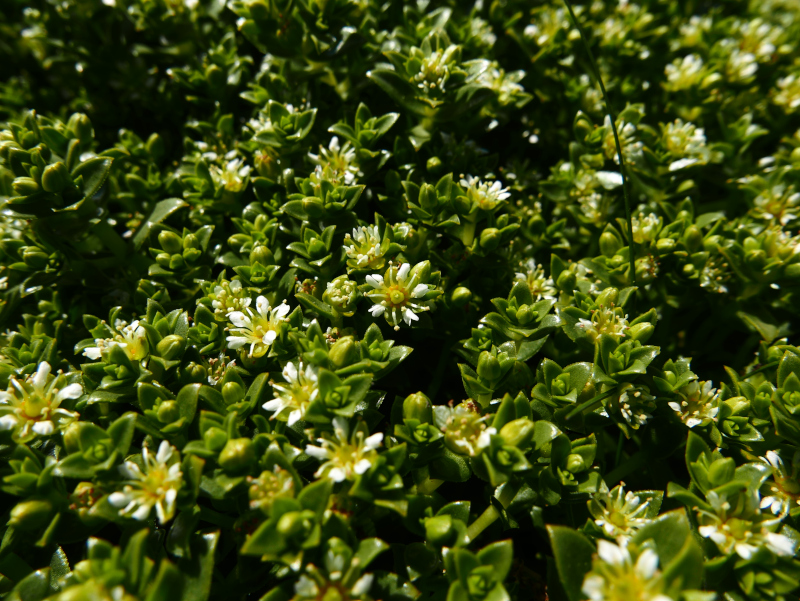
[304, 418, 383, 483]
[262, 361, 319, 426]
[344, 225, 386, 270]
[602, 116, 643, 164]
[515, 259, 556, 301]
[664, 54, 705, 91]
[775, 74, 800, 111]
[618, 386, 656, 428]
[82, 319, 149, 363]
[210, 279, 251, 318]
[308, 136, 360, 185]
[460, 174, 511, 211]
[631, 212, 663, 244]
[209, 158, 251, 192]
[582, 539, 674, 601]
[595, 171, 624, 189]
[226, 296, 291, 358]
[589, 484, 652, 538]
[0, 361, 81, 443]
[577, 305, 629, 343]
[760, 450, 800, 516]
[365, 262, 436, 329]
[412, 45, 459, 93]
[696, 490, 797, 559]
[667, 380, 719, 428]
[108, 441, 183, 524]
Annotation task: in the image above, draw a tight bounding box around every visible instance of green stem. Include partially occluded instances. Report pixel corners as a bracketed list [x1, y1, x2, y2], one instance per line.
[416, 476, 444, 495]
[566, 387, 617, 421]
[741, 361, 779, 380]
[562, 0, 636, 291]
[466, 481, 521, 542]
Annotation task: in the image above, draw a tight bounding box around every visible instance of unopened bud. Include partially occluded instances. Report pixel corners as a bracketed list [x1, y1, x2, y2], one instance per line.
[12, 176, 40, 196]
[222, 381, 245, 405]
[599, 232, 621, 257]
[156, 335, 185, 361]
[41, 162, 71, 193]
[204, 427, 228, 452]
[477, 351, 501, 381]
[8, 498, 53, 530]
[450, 286, 472, 307]
[627, 322, 654, 343]
[403, 392, 432, 423]
[218, 438, 255, 473]
[479, 228, 500, 251]
[159, 231, 183, 254]
[499, 418, 534, 448]
[329, 336, 358, 368]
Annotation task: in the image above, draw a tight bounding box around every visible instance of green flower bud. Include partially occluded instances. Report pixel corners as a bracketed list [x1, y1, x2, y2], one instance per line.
[183, 233, 200, 250]
[329, 336, 358, 368]
[477, 351, 501, 381]
[450, 286, 472, 307]
[156, 335, 185, 360]
[526, 215, 546, 235]
[785, 263, 800, 279]
[703, 235, 723, 252]
[595, 287, 618, 308]
[515, 305, 534, 325]
[479, 228, 501, 251]
[218, 437, 255, 473]
[157, 400, 181, 424]
[403, 391, 432, 423]
[419, 183, 437, 212]
[745, 249, 767, 270]
[426, 156, 443, 173]
[158, 231, 183, 254]
[424, 515, 457, 547]
[277, 509, 314, 538]
[12, 176, 40, 196]
[41, 162, 71, 193]
[67, 113, 93, 143]
[205, 64, 226, 90]
[628, 322, 655, 343]
[8, 498, 53, 530]
[499, 418, 534, 448]
[303, 198, 325, 218]
[250, 245, 274, 266]
[573, 110, 593, 141]
[452, 194, 472, 215]
[204, 427, 228, 452]
[155, 253, 171, 268]
[599, 232, 622, 257]
[169, 254, 185, 270]
[655, 238, 676, 254]
[222, 381, 245, 405]
[683, 225, 703, 253]
[22, 247, 49, 270]
[682, 263, 695, 276]
[566, 453, 586, 473]
[556, 270, 577, 292]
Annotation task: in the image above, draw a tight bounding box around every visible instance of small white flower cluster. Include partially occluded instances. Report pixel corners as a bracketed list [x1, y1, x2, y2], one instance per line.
[413, 46, 458, 93]
[668, 380, 719, 428]
[664, 54, 705, 91]
[209, 156, 251, 193]
[82, 319, 149, 362]
[577, 305, 629, 343]
[523, 7, 570, 48]
[366, 262, 433, 329]
[0, 361, 81, 443]
[602, 116, 643, 165]
[775, 74, 800, 112]
[582, 539, 673, 601]
[631, 213, 663, 244]
[460, 174, 511, 211]
[308, 136, 360, 185]
[344, 225, 384, 270]
[618, 386, 656, 428]
[304, 418, 383, 482]
[590, 484, 652, 539]
[697, 490, 796, 560]
[515, 259, 556, 301]
[210, 279, 251, 318]
[262, 361, 319, 426]
[662, 119, 708, 171]
[108, 440, 183, 524]
[226, 295, 291, 358]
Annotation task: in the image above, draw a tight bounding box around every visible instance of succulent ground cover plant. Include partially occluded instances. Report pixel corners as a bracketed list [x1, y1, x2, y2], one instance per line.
[3, 0, 800, 599]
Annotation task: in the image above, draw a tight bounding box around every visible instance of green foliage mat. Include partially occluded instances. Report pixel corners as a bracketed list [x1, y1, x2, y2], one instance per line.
[2, 0, 800, 600]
